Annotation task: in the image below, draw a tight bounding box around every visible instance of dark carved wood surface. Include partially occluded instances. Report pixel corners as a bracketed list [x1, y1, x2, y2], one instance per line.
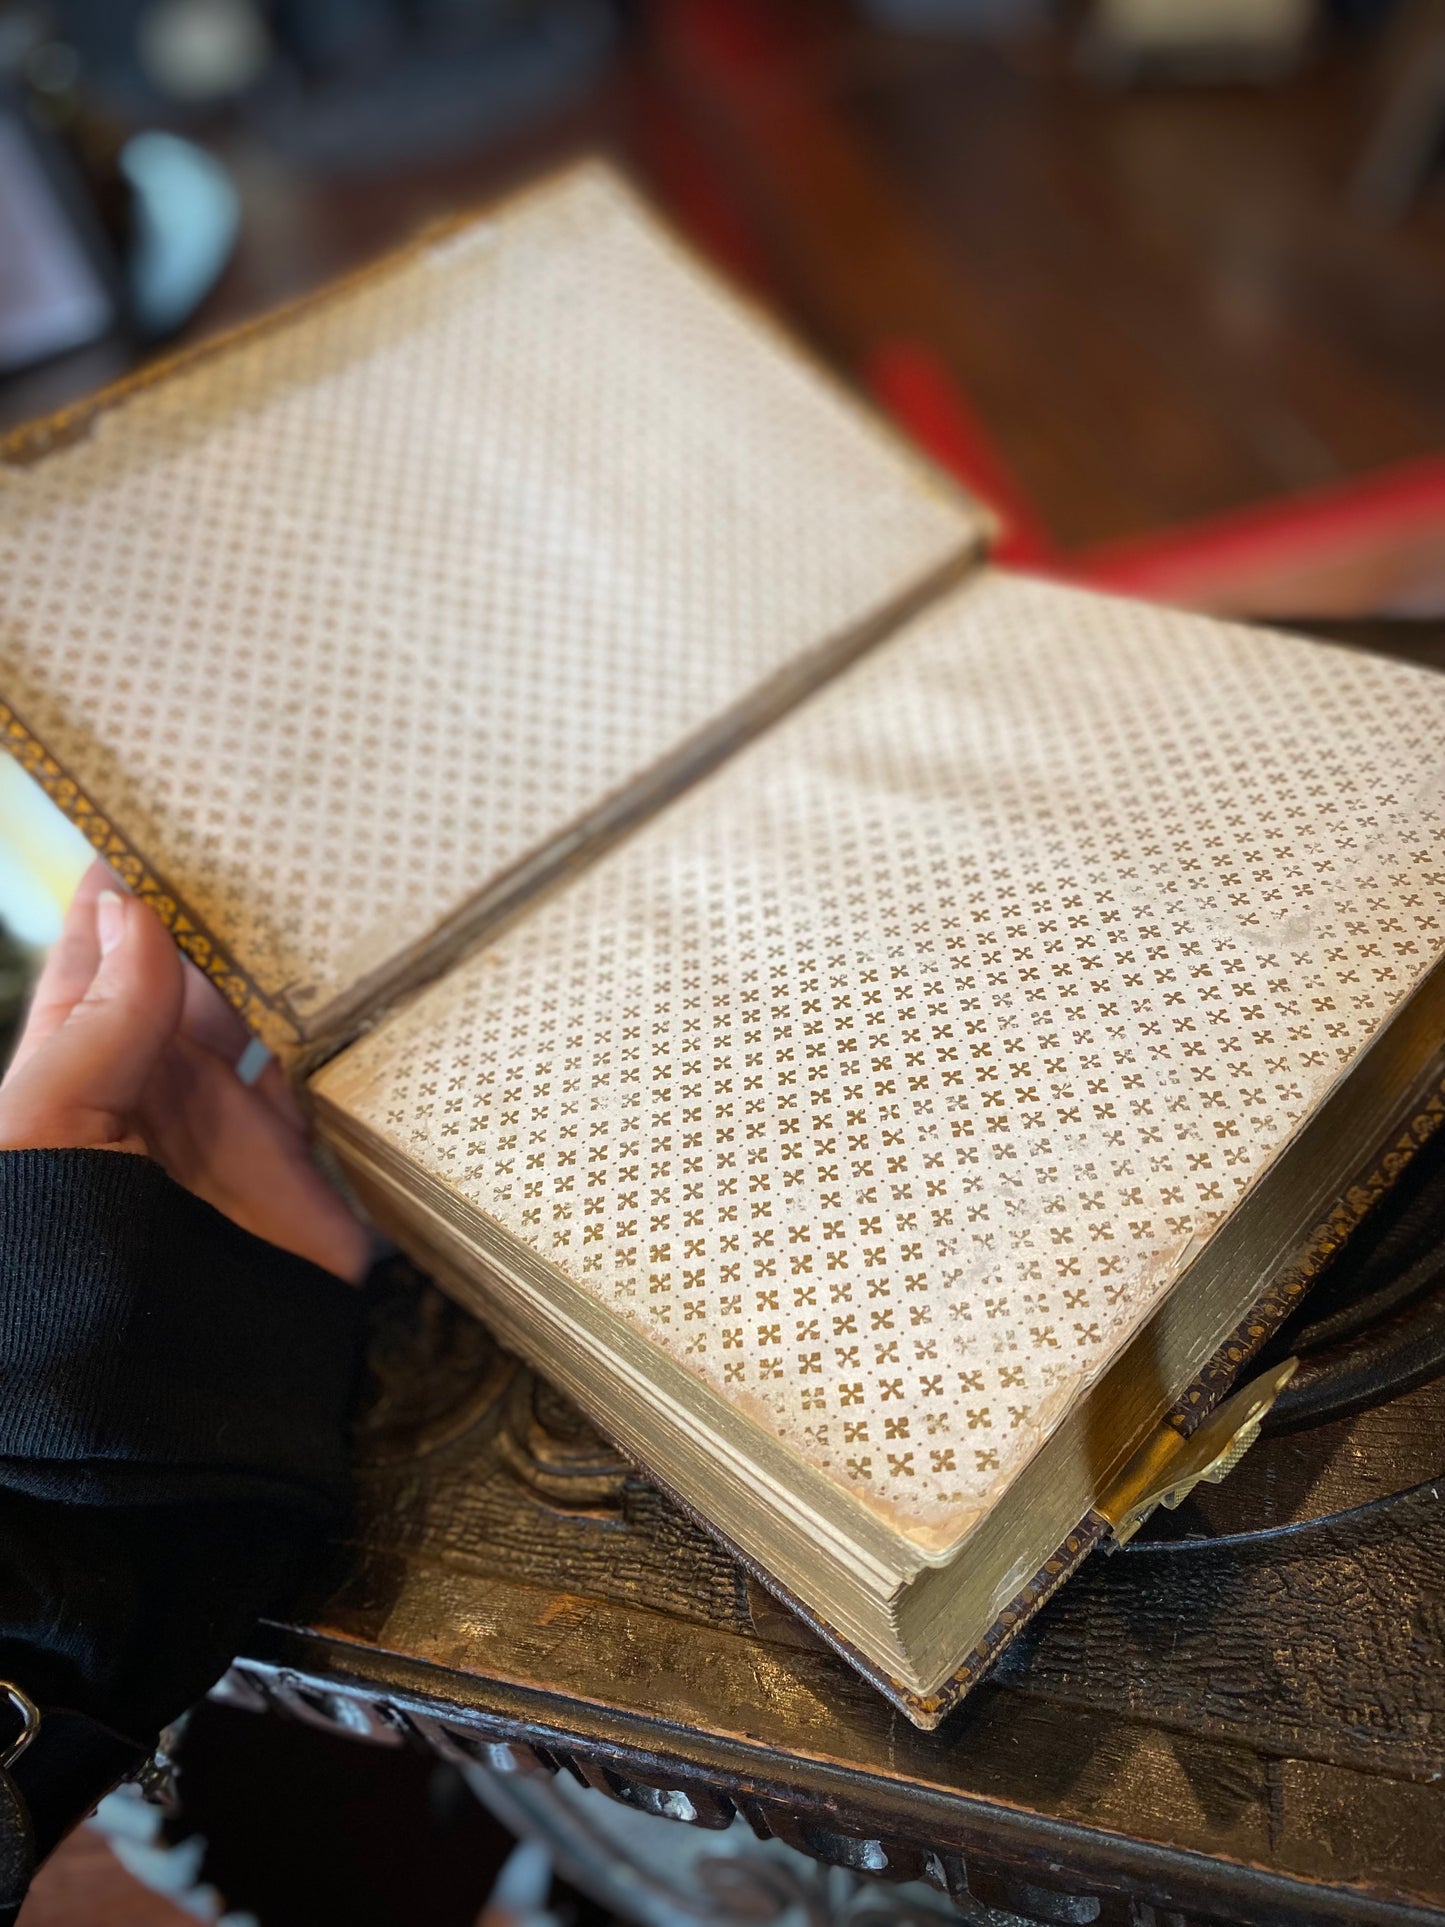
[994, 1474, 1445, 1780]
[246, 623, 1445, 1927]
[355, 1264, 756, 1637]
[255, 1218, 1445, 1922]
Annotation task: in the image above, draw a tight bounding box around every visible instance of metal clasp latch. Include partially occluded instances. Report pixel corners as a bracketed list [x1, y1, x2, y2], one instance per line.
[1098, 1356, 1300, 1547]
[0, 1683, 39, 1772]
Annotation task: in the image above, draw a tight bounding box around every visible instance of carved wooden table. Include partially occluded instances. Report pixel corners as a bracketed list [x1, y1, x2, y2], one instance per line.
[228, 622, 1445, 1927]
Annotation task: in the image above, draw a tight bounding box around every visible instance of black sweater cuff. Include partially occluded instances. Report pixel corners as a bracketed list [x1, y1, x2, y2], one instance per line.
[0, 1149, 363, 1517]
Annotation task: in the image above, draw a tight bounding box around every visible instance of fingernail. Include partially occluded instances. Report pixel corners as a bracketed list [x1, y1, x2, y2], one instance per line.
[97, 890, 126, 956]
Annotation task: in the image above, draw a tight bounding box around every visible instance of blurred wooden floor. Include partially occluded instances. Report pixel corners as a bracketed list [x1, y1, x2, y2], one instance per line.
[626, 0, 1445, 549]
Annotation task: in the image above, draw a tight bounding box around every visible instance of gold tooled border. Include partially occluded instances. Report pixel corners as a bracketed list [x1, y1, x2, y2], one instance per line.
[0, 699, 298, 1056]
[920, 1069, 1445, 1727]
[0, 190, 519, 1056]
[730, 1509, 1109, 1733]
[0, 160, 980, 544]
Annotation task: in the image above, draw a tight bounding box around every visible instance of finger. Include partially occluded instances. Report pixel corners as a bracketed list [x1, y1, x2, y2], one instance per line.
[3, 860, 117, 1081]
[249, 1052, 309, 1132]
[142, 1034, 371, 1282]
[178, 960, 307, 1129]
[179, 955, 251, 1060]
[0, 890, 184, 1150]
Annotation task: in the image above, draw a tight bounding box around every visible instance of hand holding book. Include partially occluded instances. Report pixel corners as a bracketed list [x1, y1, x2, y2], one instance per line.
[0, 860, 370, 1283]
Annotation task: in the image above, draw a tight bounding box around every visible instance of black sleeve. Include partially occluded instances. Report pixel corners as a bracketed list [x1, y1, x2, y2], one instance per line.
[0, 1148, 365, 1895]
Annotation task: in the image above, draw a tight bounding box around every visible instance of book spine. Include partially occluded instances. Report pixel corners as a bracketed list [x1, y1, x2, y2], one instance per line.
[0, 698, 298, 1057]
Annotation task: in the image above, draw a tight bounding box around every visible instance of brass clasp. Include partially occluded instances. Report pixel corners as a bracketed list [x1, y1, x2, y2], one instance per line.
[1098, 1356, 1299, 1547]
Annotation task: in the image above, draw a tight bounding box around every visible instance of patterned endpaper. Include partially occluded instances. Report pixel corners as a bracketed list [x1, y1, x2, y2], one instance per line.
[0, 165, 975, 1051]
[315, 572, 1445, 1555]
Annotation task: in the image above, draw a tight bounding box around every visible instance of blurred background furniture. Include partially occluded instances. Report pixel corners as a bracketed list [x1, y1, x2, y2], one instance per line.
[1353, 0, 1445, 215]
[1, 0, 1443, 616]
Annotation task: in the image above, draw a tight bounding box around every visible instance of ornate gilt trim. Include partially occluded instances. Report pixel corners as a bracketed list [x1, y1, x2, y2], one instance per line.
[724, 1514, 1113, 1732]
[0, 699, 298, 1055]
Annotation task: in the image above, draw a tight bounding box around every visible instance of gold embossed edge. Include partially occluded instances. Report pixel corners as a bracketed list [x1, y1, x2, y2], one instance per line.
[755, 1514, 1109, 1733]
[1, 249, 414, 470]
[0, 699, 299, 1056]
[0, 158, 981, 546]
[908, 1068, 1445, 1729]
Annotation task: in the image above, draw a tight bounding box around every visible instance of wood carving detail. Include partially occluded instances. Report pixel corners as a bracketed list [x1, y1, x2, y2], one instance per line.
[497, 1373, 632, 1516]
[212, 1665, 1131, 1926]
[343, 1257, 1445, 1783]
[358, 1262, 516, 1463]
[352, 1260, 755, 1630]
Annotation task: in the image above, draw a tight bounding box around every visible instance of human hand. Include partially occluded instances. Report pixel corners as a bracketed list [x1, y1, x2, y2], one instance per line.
[0, 861, 370, 1283]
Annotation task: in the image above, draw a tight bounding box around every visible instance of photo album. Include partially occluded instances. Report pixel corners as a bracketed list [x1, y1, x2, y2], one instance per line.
[4, 164, 1444, 1726]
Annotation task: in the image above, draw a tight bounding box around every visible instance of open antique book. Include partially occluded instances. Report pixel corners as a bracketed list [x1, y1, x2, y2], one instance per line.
[5, 165, 1445, 1727]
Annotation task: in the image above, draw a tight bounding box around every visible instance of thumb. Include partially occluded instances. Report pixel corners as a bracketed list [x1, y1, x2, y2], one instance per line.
[0, 891, 185, 1151]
